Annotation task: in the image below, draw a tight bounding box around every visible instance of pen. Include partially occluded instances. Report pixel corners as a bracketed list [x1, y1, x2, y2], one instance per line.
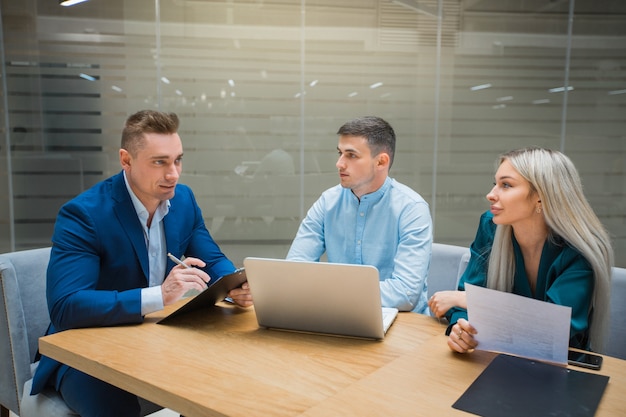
[167, 252, 191, 269]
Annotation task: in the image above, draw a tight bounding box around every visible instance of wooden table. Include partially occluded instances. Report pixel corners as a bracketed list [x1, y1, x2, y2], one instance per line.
[39, 302, 626, 417]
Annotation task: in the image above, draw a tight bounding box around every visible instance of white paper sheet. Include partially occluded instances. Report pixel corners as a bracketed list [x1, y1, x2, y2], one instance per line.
[465, 283, 571, 364]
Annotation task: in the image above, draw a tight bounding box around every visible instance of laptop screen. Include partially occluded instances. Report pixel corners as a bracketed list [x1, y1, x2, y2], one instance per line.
[243, 257, 398, 340]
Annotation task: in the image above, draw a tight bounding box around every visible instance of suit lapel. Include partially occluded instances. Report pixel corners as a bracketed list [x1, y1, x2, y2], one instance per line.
[163, 196, 182, 261]
[111, 172, 150, 281]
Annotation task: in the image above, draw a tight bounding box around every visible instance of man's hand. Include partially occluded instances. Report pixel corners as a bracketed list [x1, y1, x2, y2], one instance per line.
[228, 282, 253, 307]
[161, 257, 210, 305]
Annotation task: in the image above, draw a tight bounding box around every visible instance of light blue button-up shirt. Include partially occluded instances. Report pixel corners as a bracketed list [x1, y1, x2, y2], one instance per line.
[123, 172, 170, 316]
[287, 177, 433, 313]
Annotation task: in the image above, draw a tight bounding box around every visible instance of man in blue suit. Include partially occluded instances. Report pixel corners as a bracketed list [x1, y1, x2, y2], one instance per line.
[30, 110, 253, 416]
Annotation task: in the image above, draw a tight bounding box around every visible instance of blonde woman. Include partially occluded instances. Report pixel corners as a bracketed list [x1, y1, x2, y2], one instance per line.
[428, 147, 613, 354]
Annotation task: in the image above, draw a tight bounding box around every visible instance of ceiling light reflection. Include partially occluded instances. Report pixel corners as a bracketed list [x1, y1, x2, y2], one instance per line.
[60, 0, 90, 6]
[549, 86, 574, 93]
[79, 73, 96, 81]
[370, 82, 383, 89]
[470, 83, 492, 91]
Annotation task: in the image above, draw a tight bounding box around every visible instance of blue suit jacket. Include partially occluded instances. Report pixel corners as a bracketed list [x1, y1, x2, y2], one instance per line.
[31, 171, 235, 394]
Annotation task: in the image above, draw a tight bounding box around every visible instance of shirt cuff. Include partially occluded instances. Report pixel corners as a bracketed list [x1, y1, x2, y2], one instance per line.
[445, 307, 468, 335]
[141, 285, 165, 316]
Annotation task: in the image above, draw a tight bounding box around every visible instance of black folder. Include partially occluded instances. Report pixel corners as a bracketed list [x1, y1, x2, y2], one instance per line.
[156, 268, 247, 324]
[453, 354, 609, 417]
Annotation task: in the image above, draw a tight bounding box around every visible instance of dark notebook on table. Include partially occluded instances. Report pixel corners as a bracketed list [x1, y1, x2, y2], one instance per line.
[453, 354, 609, 417]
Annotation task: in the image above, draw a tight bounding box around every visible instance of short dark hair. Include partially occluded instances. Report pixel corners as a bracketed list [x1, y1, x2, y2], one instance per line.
[337, 116, 396, 168]
[121, 110, 180, 155]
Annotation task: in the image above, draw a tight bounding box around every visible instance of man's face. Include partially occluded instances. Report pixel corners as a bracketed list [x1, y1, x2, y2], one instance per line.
[120, 132, 183, 212]
[336, 135, 386, 198]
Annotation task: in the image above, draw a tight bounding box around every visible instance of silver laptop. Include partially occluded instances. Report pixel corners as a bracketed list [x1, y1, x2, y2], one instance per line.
[243, 257, 399, 340]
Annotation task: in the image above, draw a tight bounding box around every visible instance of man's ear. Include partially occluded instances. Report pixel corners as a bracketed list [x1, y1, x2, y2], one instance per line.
[119, 148, 131, 169]
[377, 152, 390, 169]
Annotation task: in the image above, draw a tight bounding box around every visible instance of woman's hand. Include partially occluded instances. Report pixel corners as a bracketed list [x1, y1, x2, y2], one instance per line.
[447, 318, 478, 353]
[428, 290, 467, 318]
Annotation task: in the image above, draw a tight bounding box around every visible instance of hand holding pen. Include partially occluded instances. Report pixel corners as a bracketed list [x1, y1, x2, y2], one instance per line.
[162, 253, 210, 305]
[167, 252, 192, 269]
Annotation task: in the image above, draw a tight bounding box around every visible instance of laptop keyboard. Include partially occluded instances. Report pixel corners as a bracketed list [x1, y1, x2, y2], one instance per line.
[382, 307, 399, 332]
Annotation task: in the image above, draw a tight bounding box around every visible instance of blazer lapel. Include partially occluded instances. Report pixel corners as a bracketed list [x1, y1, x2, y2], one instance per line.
[163, 198, 182, 262]
[111, 172, 150, 281]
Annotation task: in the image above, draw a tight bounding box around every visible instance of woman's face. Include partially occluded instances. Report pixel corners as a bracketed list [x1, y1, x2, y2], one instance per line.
[486, 159, 540, 226]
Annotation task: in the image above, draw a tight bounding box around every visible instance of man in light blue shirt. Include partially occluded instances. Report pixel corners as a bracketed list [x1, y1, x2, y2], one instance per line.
[287, 116, 433, 313]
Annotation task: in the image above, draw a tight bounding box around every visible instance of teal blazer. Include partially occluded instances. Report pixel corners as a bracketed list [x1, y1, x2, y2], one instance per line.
[445, 211, 594, 349]
[32, 171, 235, 394]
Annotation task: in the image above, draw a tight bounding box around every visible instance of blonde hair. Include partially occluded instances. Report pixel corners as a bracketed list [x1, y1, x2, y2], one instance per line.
[487, 147, 613, 352]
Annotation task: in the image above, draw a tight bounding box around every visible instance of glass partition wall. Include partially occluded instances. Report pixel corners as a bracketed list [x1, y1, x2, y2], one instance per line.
[1, 0, 625, 267]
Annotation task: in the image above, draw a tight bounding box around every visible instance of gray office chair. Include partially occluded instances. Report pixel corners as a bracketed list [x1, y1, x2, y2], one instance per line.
[606, 266, 626, 360]
[0, 247, 162, 417]
[426, 243, 471, 299]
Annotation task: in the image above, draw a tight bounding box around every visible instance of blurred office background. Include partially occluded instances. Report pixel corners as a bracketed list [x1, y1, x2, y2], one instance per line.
[0, 0, 625, 267]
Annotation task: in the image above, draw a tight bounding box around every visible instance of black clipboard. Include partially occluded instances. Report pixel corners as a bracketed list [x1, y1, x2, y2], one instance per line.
[156, 268, 247, 324]
[452, 353, 609, 417]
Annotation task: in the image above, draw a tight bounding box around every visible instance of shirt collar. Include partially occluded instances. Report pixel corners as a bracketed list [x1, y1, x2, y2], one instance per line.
[358, 176, 392, 203]
[123, 171, 170, 226]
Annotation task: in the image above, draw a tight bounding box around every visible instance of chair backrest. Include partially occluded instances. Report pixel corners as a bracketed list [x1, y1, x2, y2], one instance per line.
[427, 243, 470, 298]
[606, 266, 626, 359]
[1, 247, 162, 417]
[0, 247, 52, 414]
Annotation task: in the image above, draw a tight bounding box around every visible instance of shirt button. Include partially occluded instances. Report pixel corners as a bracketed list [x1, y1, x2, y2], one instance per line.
[357, 240, 361, 245]
[360, 212, 365, 216]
